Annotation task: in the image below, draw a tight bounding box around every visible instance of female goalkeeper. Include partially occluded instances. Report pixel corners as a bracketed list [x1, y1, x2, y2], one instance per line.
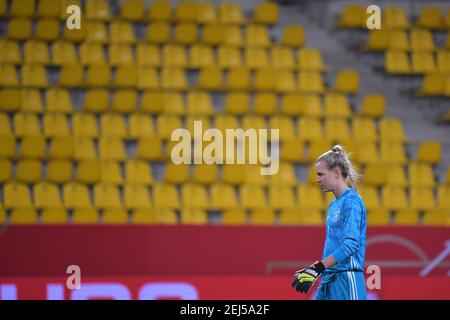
[291, 145, 367, 300]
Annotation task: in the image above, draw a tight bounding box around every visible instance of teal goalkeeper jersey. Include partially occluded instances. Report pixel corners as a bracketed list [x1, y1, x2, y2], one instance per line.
[321, 187, 367, 277]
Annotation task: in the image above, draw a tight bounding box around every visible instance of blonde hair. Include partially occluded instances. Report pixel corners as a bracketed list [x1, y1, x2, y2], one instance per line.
[316, 145, 361, 189]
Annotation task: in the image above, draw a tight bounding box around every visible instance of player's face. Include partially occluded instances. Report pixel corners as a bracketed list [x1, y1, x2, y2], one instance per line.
[315, 161, 337, 192]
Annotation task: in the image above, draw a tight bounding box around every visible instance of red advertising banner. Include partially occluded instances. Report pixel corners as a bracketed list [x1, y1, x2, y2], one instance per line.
[0, 225, 448, 277]
[1, 276, 449, 300]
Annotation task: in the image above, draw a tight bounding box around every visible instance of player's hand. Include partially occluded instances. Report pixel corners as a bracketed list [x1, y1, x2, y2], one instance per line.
[291, 261, 325, 293]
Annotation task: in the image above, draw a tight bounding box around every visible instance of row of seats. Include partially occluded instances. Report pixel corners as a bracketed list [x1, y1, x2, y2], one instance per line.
[0, 65, 350, 93]
[385, 51, 450, 75]
[364, 29, 450, 52]
[0, 0, 280, 25]
[0, 159, 444, 187]
[0, 89, 386, 117]
[1, 206, 448, 225]
[417, 72, 450, 96]
[3, 19, 302, 46]
[1, 42, 320, 69]
[0, 112, 409, 139]
[1, 181, 448, 211]
[338, 5, 450, 30]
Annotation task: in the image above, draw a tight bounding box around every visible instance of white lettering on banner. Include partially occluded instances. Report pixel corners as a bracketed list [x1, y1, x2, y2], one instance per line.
[71, 283, 131, 300]
[139, 283, 199, 300]
[47, 284, 64, 300]
[0, 284, 17, 300]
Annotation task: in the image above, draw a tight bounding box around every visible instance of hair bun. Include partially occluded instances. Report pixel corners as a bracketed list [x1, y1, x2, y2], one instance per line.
[332, 145, 343, 153]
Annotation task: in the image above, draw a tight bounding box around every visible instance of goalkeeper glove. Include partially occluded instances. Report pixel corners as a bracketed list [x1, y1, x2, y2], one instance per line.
[291, 261, 325, 293]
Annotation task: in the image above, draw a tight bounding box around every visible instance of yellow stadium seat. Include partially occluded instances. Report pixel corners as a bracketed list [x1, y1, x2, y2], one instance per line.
[98, 137, 126, 161]
[190, 164, 217, 185]
[416, 141, 441, 164]
[80, 43, 105, 65]
[380, 142, 407, 164]
[201, 24, 224, 46]
[217, 46, 242, 69]
[411, 30, 435, 52]
[162, 44, 187, 67]
[252, 92, 276, 115]
[0, 40, 21, 64]
[86, 0, 112, 21]
[23, 41, 49, 65]
[410, 187, 436, 210]
[20, 89, 43, 113]
[100, 161, 123, 185]
[136, 137, 163, 160]
[110, 21, 135, 44]
[422, 210, 446, 226]
[136, 44, 160, 67]
[281, 25, 305, 48]
[11, 0, 34, 16]
[85, 65, 110, 87]
[137, 68, 159, 90]
[76, 160, 101, 184]
[130, 209, 157, 224]
[244, 47, 269, 70]
[269, 186, 296, 210]
[356, 142, 379, 164]
[72, 208, 99, 224]
[128, 113, 155, 139]
[73, 113, 98, 137]
[224, 91, 249, 114]
[280, 139, 304, 162]
[18, 135, 45, 159]
[174, 23, 197, 45]
[417, 73, 445, 96]
[109, 44, 133, 66]
[43, 114, 70, 137]
[279, 210, 302, 225]
[416, 7, 443, 29]
[269, 162, 296, 186]
[240, 185, 267, 209]
[161, 67, 188, 90]
[352, 117, 377, 142]
[359, 185, 381, 210]
[14, 112, 41, 137]
[384, 7, 410, 30]
[120, 0, 145, 21]
[22, 65, 48, 88]
[281, 94, 322, 117]
[223, 26, 244, 47]
[198, 66, 223, 90]
[324, 94, 352, 118]
[389, 31, 410, 51]
[214, 114, 239, 136]
[35, 19, 60, 41]
[156, 114, 183, 139]
[298, 72, 325, 93]
[334, 70, 359, 94]
[226, 67, 250, 91]
[125, 160, 153, 185]
[271, 46, 295, 70]
[94, 183, 123, 209]
[63, 182, 92, 209]
[46, 89, 73, 113]
[148, 0, 172, 21]
[436, 50, 450, 73]
[242, 165, 267, 186]
[189, 44, 214, 69]
[0, 0, 5, 16]
[307, 140, 333, 162]
[34, 182, 63, 209]
[245, 25, 270, 48]
[382, 187, 408, 210]
[249, 209, 275, 225]
[153, 183, 180, 208]
[48, 136, 73, 159]
[385, 165, 408, 187]
[298, 48, 326, 72]
[363, 29, 389, 52]
[146, 22, 171, 44]
[100, 113, 127, 138]
[174, 1, 197, 22]
[297, 184, 324, 210]
[0, 65, 18, 87]
[298, 210, 323, 225]
[219, 2, 245, 25]
[159, 92, 184, 115]
[269, 115, 296, 141]
[220, 164, 243, 185]
[114, 65, 137, 88]
[102, 209, 128, 224]
[367, 209, 390, 225]
[164, 163, 190, 184]
[179, 208, 207, 225]
[409, 163, 435, 188]
[59, 64, 84, 88]
[359, 94, 385, 118]
[210, 183, 238, 210]
[10, 209, 37, 224]
[0, 159, 12, 182]
[73, 137, 97, 160]
[380, 118, 407, 142]
[297, 118, 322, 142]
[196, 2, 215, 24]
[437, 185, 450, 209]
[37, 0, 61, 18]
[411, 52, 436, 74]
[0, 136, 15, 159]
[275, 70, 297, 93]
[0, 113, 12, 136]
[181, 183, 209, 209]
[41, 209, 68, 224]
[51, 41, 77, 66]
[222, 209, 247, 225]
[4, 182, 33, 208]
[111, 90, 137, 113]
[385, 50, 411, 74]
[337, 5, 366, 28]
[187, 91, 214, 115]
[324, 119, 351, 142]
[7, 18, 32, 40]
[47, 160, 72, 183]
[394, 209, 419, 225]
[254, 1, 279, 25]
